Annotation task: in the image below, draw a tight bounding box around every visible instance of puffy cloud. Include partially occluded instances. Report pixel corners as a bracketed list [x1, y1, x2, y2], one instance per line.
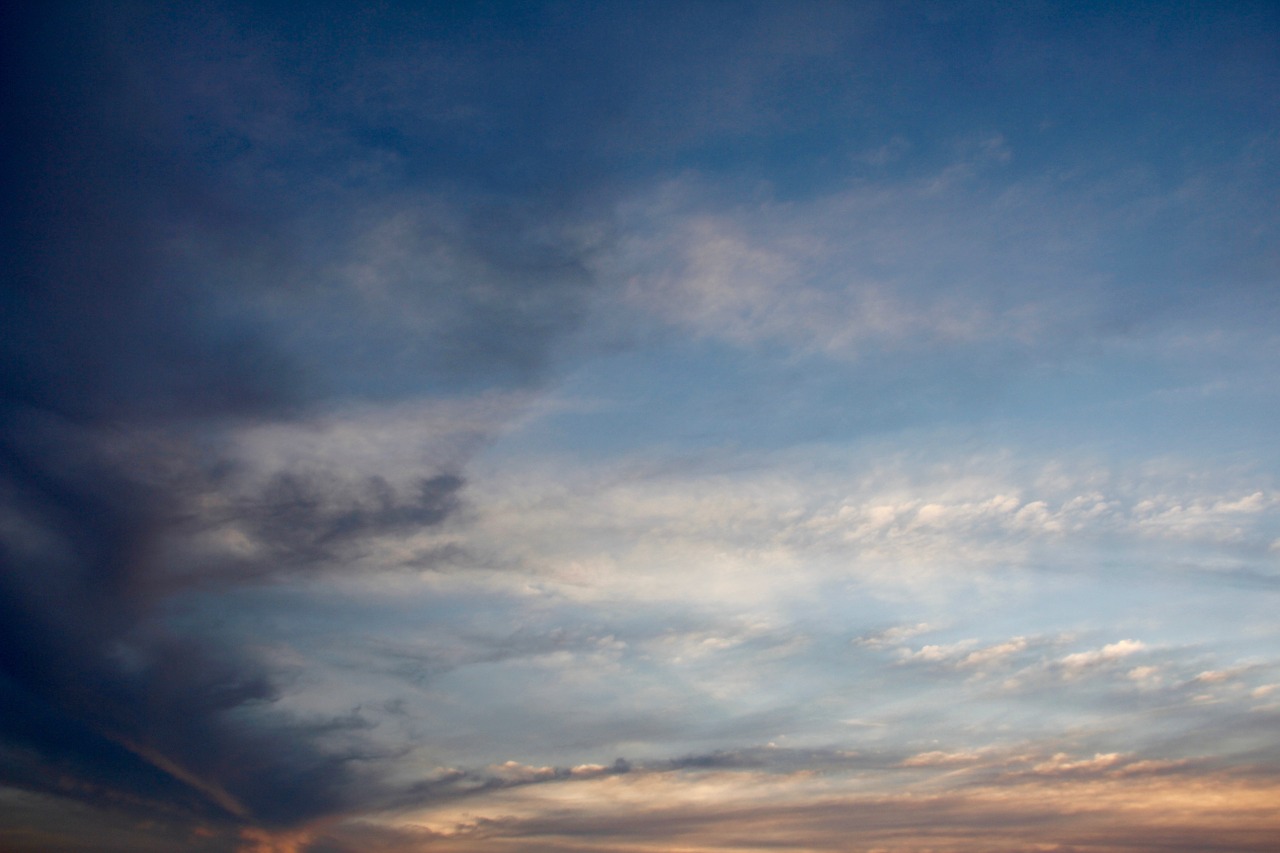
[896, 640, 979, 664]
[959, 637, 1030, 669]
[1030, 751, 1125, 776]
[900, 750, 986, 768]
[1059, 640, 1147, 677]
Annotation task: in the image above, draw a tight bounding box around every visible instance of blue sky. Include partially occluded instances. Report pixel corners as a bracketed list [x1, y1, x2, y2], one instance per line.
[3, 2, 1279, 851]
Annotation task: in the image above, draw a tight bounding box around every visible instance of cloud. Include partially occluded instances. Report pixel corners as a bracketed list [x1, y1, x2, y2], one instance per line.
[958, 637, 1030, 669]
[462, 442, 1280, 615]
[5, 3, 1280, 850]
[319, 749, 1280, 853]
[900, 749, 986, 768]
[601, 125, 1265, 365]
[1131, 491, 1277, 544]
[1029, 751, 1125, 776]
[1059, 640, 1147, 677]
[0, 2, 610, 841]
[896, 640, 979, 664]
[609, 177, 1056, 359]
[390, 757, 632, 808]
[201, 471, 463, 582]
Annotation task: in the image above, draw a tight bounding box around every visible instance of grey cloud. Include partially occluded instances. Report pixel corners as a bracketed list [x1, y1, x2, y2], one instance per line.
[369, 745, 881, 817]
[356, 625, 626, 689]
[663, 745, 868, 773]
[396, 757, 632, 806]
[223, 472, 463, 577]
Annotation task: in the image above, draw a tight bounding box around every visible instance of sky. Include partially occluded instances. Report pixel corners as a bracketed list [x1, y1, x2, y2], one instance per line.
[2, 1, 1279, 851]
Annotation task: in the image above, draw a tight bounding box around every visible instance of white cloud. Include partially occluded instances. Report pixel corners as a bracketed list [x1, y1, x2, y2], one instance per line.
[959, 637, 1029, 669]
[1031, 752, 1125, 775]
[895, 640, 978, 664]
[1127, 665, 1164, 689]
[1060, 640, 1147, 677]
[458, 441, 1280, 612]
[1192, 669, 1234, 684]
[900, 749, 984, 767]
[1130, 491, 1276, 544]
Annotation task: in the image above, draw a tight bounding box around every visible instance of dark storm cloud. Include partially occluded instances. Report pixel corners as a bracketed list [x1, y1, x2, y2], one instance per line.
[0, 0, 612, 841]
[0, 412, 370, 831]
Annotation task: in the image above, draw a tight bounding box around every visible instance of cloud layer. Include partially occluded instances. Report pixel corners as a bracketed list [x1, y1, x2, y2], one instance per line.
[3, 2, 1279, 851]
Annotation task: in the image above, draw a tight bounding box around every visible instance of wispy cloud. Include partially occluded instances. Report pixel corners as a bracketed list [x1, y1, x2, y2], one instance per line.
[316, 745, 1280, 853]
